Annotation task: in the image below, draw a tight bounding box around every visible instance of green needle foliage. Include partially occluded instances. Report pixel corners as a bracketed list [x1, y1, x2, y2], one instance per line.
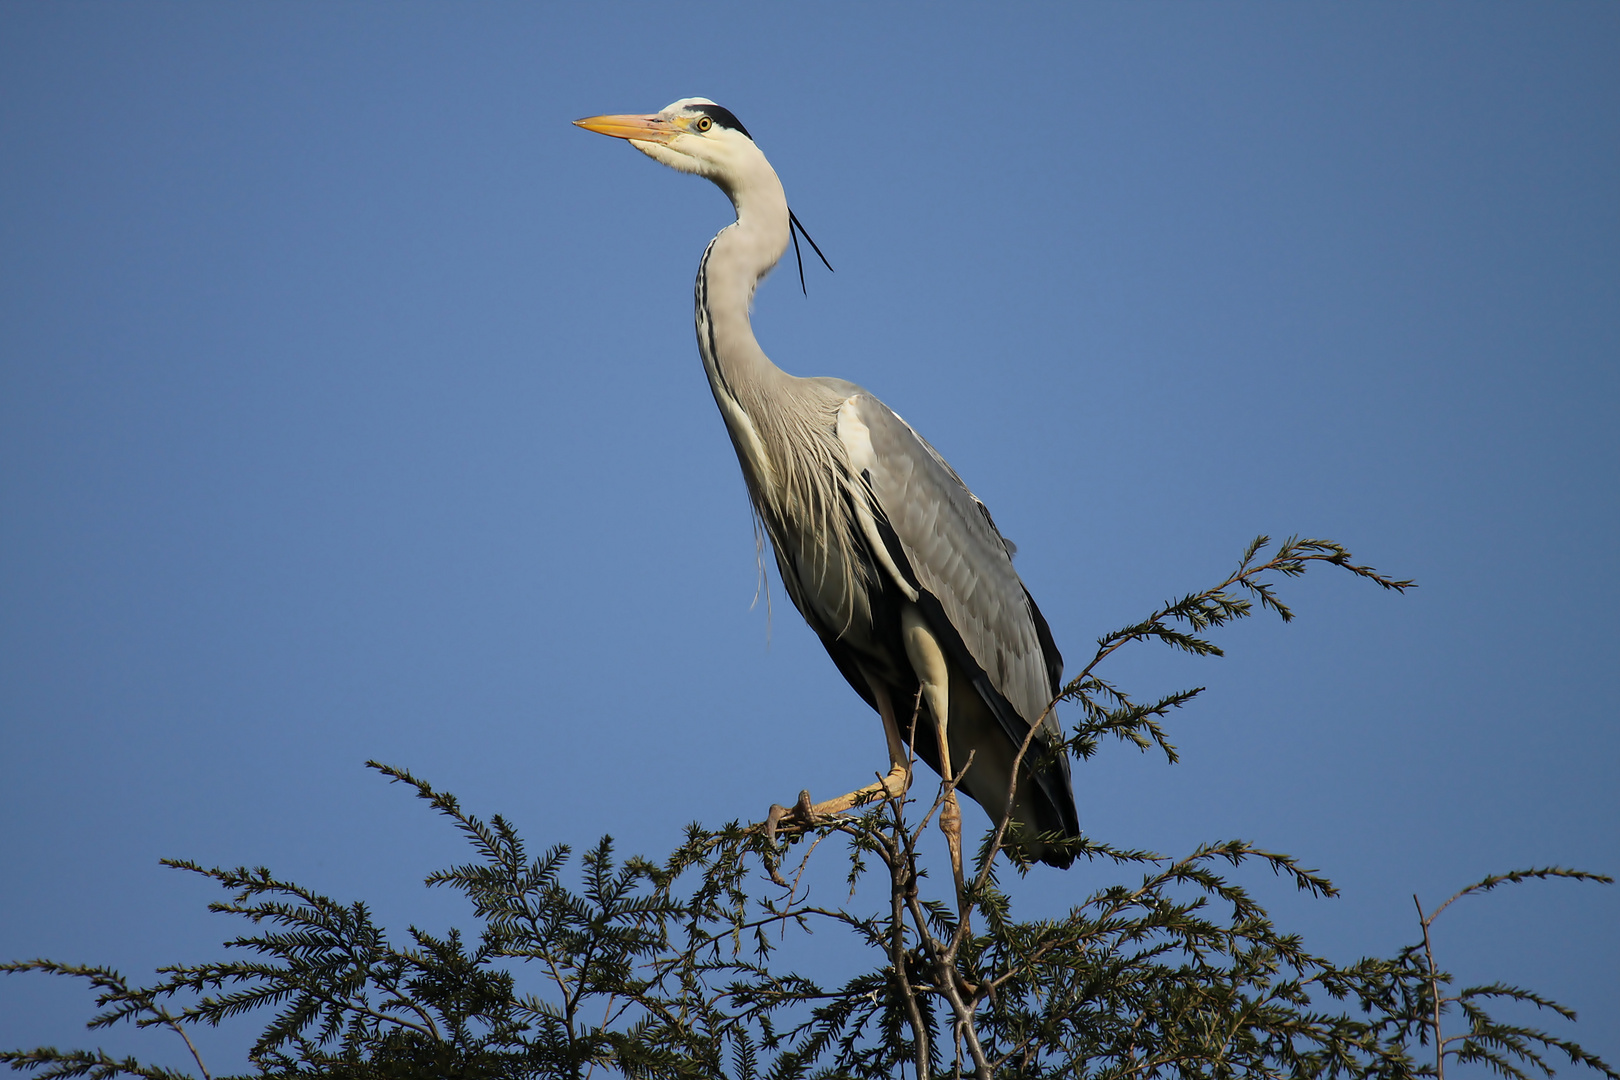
[5, 537, 1614, 1080]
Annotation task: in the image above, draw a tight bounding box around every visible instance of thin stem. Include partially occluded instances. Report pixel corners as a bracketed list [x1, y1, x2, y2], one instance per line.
[889, 831, 930, 1080]
[1414, 893, 1445, 1080]
[904, 885, 990, 1078]
[958, 706, 1050, 961]
[162, 1017, 212, 1080]
[372, 959, 442, 1041]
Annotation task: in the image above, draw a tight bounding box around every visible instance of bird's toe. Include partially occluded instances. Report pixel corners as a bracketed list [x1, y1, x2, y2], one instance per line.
[764, 802, 792, 846]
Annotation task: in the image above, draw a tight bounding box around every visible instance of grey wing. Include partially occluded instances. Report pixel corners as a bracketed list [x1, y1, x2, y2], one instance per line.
[835, 393, 1063, 744]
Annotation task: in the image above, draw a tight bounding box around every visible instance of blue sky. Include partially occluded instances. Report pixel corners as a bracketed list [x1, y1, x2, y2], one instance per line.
[2, 4, 1616, 1072]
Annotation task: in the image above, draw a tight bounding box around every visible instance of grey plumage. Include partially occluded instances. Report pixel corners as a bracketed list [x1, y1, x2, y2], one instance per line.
[848, 397, 1076, 846]
[577, 98, 1079, 867]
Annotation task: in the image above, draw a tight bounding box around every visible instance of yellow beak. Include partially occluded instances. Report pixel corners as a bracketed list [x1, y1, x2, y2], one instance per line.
[572, 113, 677, 145]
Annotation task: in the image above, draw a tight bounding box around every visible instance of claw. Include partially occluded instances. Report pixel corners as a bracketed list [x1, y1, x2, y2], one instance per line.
[764, 803, 791, 847]
[763, 790, 819, 848]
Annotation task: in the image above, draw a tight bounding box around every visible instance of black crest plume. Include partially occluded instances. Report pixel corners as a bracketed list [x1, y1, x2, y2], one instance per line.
[788, 209, 834, 295]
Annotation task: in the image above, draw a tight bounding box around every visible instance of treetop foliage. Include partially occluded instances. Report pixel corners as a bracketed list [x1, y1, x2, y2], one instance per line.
[6, 537, 1612, 1080]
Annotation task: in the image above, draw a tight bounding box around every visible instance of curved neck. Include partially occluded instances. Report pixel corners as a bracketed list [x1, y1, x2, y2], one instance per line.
[696, 154, 792, 403]
[691, 150, 859, 603]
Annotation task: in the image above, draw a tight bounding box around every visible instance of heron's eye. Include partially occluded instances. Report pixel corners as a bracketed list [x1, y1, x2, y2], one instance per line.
[695, 116, 713, 132]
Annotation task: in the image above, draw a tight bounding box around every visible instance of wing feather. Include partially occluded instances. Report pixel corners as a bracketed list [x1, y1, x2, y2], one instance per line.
[836, 394, 1061, 740]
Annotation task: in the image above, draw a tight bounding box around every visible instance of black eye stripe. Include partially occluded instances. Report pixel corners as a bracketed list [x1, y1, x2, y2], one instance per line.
[686, 104, 751, 141]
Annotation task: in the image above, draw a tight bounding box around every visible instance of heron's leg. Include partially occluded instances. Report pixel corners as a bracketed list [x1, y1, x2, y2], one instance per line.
[764, 676, 911, 841]
[901, 604, 967, 906]
[802, 674, 912, 815]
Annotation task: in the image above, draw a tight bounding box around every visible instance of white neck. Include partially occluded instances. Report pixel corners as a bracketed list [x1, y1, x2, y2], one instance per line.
[688, 143, 863, 620]
[695, 151, 792, 404]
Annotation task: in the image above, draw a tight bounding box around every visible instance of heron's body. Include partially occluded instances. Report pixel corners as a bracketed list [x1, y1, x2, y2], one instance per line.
[578, 99, 1079, 867]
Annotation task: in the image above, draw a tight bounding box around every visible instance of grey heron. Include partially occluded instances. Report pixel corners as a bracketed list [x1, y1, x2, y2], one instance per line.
[575, 98, 1080, 875]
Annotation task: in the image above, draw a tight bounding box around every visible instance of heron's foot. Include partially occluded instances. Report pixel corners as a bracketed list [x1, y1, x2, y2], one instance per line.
[764, 790, 818, 846]
[760, 764, 912, 843]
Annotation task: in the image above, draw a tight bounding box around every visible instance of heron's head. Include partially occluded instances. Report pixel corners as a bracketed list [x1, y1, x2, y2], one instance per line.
[575, 97, 831, 287]
[573, 98, 764, 187]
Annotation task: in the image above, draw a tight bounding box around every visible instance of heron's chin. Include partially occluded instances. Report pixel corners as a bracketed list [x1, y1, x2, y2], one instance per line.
[632, 139, 707, 176]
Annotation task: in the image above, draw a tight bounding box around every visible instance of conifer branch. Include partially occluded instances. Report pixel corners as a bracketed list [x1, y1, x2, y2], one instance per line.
[12, 538, 1616, 1080]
